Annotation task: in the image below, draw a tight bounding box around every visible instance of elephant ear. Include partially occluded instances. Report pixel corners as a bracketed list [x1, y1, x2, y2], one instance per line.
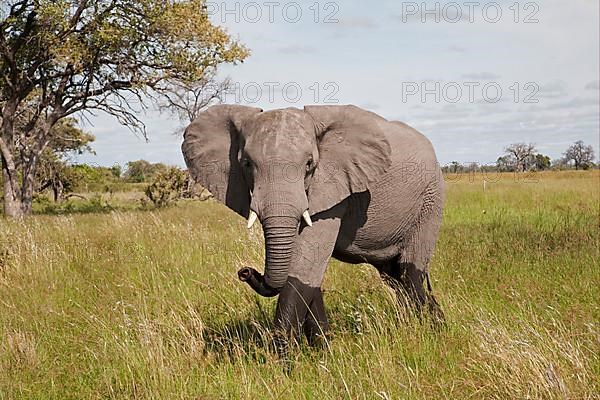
[304, 105, 392, 215]
[182, 104, 262, 218]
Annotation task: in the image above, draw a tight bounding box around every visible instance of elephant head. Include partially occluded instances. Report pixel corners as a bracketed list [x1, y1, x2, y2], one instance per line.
[182, 104, 391, 296]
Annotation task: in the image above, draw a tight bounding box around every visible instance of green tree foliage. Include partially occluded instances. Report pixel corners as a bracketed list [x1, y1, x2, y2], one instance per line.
[1, 0, 248, 217]
[124, 160, 168, 183]
[35, 118, 95, 201]
[0, 116, 95, 202]
[534, 153, 551, 171]
[496, 155, 514, 172]
[109, 165, 121, 179]
[62, 164, 122, 193]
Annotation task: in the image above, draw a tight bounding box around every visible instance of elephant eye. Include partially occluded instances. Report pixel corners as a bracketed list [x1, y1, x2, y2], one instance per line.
[242, 158, 251, 169]
[305, 157, 313, 172]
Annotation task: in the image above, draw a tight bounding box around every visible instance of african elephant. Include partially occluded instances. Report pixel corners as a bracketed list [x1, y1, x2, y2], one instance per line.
[182, 104, 444, 353]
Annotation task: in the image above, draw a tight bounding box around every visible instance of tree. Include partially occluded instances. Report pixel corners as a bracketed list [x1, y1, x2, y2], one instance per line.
[496, 155, 514, 172]
[464, 162, 479, 173]
[1, 0, 248, 217]
[35, 118, 95, 202]
[551, 158, 568, 170]
[159, 68, 232, 133]
[0, 116, 94, 204]
[124, 160, 168, 183]
[62, 164, 120, 193]
[503, 143, 537, 172]
[109, 165, 121, 179]
[564, 140, 595, 170]
[449, 161, 461, 173]
[534, 153, 551, 171]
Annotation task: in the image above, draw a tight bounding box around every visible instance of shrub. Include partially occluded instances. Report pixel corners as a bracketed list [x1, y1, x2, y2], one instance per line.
[144, 167, 188, 208]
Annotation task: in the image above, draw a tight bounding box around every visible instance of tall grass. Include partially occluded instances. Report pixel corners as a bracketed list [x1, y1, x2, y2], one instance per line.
[1, 171, 598, 399]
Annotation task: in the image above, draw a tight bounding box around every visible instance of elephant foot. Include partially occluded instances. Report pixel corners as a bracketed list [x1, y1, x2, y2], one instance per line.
[303, 287, 329, 348]
[379, 262, 445, 328]
[273, 277, 329, 358]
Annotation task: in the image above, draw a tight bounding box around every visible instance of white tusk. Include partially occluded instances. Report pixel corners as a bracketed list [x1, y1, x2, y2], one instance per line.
[247, 210, 258, 229]
[302, 210, 313, 227]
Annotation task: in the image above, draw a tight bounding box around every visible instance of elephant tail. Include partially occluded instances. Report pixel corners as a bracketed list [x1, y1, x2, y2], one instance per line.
[425, 272, 433, 292]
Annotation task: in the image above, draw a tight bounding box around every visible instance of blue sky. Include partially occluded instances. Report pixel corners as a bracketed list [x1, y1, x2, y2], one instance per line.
[76, 0, 599, 167]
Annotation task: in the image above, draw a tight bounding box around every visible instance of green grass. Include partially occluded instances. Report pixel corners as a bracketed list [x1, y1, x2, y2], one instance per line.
[1, 171, 599, 399]
[31, 189, 148, 215]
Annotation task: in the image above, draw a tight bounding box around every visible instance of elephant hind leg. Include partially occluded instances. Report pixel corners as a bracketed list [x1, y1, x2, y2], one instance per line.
[396, 260, 444, 323]
[376, 259, 426, 312]
[378, 259, 444, 324]
[397, 196, 445, 323]
[377, 219, 444, 323]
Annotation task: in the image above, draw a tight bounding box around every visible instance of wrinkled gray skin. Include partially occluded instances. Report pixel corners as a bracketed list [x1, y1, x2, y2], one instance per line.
[182, 104, 444, 354]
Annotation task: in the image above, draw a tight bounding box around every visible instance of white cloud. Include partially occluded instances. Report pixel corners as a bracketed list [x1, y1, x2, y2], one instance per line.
[449, 45, 466, 53]
[334, 17, 376, 30]
[585, 80, 600, 90]
[536, 80, 569, 99]
[536, 96, 598, 111]
[277, 45, 317, 55]
[460, 72, 502, 80]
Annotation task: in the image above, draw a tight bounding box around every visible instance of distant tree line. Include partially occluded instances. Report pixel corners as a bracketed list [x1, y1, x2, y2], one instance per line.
[2, 127, 595, 214]
[1, 157, 188, 198]
[442, 140, 597, 173]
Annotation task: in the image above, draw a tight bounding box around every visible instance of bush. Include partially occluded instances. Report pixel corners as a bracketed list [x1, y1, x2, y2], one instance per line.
[144, 167, 188, 208]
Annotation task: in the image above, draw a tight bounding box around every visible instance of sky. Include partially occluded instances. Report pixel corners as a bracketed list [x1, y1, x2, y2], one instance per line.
[75, 0, 600, 167]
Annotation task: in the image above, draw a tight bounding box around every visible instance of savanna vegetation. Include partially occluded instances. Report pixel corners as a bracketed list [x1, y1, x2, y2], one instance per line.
[0, 3, 597, 399]
[1, 170, 598, 399]
[444, 140, 597, 173]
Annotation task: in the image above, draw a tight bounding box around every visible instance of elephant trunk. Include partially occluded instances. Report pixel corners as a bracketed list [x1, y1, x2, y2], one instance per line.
[238, 215, 298, 297]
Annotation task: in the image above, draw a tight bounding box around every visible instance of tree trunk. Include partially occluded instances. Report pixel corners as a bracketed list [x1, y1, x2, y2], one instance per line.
[2, 107, 67, 217]
[1, 151, 39, 218]
[1, 100, 24, 218]
[53, 180, 64, 202]
[20, 173, 35, 215]
[17, 127, 52, 216]
[20, 149, 42, 215]
[1, 140, 45, 218]
[1, 135, 23, 218]
[2, 162, 23, 218]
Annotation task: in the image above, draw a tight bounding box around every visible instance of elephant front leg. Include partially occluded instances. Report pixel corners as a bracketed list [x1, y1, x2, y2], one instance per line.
[273, 277, 327, 357]
[273, 204, 344, 356]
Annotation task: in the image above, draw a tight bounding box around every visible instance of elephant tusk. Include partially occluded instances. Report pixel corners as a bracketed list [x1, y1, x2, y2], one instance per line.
[247, 210, 258, 229]
[302, 210, 313, 227]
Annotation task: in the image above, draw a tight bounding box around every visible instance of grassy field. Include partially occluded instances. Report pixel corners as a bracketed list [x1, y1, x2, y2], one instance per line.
[1, 170, 599, 399]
